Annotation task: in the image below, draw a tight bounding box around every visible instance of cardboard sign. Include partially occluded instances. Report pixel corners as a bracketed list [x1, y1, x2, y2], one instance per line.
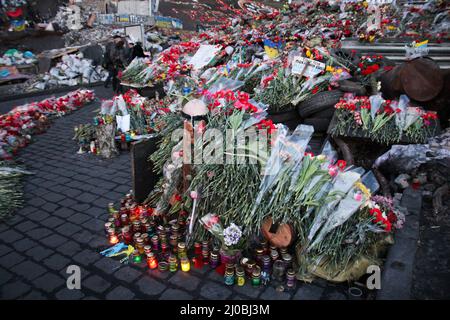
[189, 45, 221, 70]
[292, 56, 325, 78]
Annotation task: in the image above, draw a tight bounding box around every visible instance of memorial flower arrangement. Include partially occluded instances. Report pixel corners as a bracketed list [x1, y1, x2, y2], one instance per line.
[331, 94, 438, 144]
[1, 89, 95, 161]
[98, 1, 443, 286]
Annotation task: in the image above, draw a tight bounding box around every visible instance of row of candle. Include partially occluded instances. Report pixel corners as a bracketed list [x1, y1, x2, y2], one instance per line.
[106, 199, 298, 289]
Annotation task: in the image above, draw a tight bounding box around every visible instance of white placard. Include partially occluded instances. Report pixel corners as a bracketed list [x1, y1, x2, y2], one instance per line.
[189, 45, 221, 70]
[116, 114, 131, 133]
[292, 56, 325, 78]
[368, 0, 393, 4]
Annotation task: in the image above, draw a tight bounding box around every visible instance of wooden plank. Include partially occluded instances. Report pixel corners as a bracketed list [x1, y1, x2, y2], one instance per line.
[131, 136, 161, 204]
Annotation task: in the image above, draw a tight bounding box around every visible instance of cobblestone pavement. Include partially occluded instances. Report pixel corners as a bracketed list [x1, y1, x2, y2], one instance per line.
[0, 87, 361, 300]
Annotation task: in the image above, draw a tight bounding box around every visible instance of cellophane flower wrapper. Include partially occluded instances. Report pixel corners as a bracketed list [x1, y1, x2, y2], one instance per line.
[308, 188, 367, 251]
[307, 169, 363, 243]
[360, 171, 380, 195]
[395, 95, 409, 131]
[403, 106, 421, 131]
[208, 77, 245, 94]
[254, 124, 313, 207]
[369, 94, 383, 120]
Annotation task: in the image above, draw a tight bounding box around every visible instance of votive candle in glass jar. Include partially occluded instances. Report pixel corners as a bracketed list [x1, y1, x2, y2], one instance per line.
[180, 257, 191, 272]
[169, 255, 178, 272]
[151, 235, 159, 252]
[132, 220, 141, 233]
[144, 245, 152, 256]
[272, 260, 286, 282]
[108, 230, 119, 245]
[281, 253, 293, 270]
[286, 269, 296, 290]
[224, 267, 235, 286]
[201, 241, 210, 264]
[209, 252, 219, 269]
[251, 266, 261, 287]
[161, 242, 169, 255]
[122, 226, 132, 245]
[158, 261, 169, 272]
[255, 248, 264, 266]
[135, 238, 145, 255]
[245, 260, 256, 277]
[120, 214, 129, 226]
[169, 235, 178, 253]
[132, 250, 142, 264]
[177, 242, 187, 259]
[146, 252, 158, 270]
[261, 255, 271, 274]
[270, 249, 279, 262]
[236, 266, 245, 286]
[194, 242, 202, 255]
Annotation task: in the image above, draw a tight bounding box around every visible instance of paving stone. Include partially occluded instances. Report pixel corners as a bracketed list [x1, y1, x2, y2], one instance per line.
[0, 229, 24, 242]
[27, 197, 47, 208]
[233, 282, 264, 299]
[63, 188, 82, 199]
[14, 221, 38, 232]
[207, 269, 225, 283]
[42, 192, 66, 203]
[41, 202, 60, 213]
[58, 198, 78, 208]
[55, 288, 85, 300]
[12, 260, 47, 281]
[0, 268, 13, 286]
[41, 216, 65, 228]
[71, 230, 95, 245]
[200, 282, 232, 300]
[40, 234, 70, 248]
[32, 273, 65, 293]
[93, 257, 123, 274]
[12, 238, 38, 252]
[27, 211, 50, 222]
[168, 271, 201, 291]
[25, 246, 54, 261]
[55, 241, 82, 256]
[106, 286, 135, 300]
[114, 266, 142, 282]
[260, 286, 291, 300]
[53, 207, 76, 219]
[159, 288, 193, 300]
[143, 268, 171, 280]
[0, 251, 26, 268]
[27, 227, 53, 241]
[293, 284, 324, 300]
[21, 290, 48, 300]
[85, 206, 105, 217]
[0, 243, 12, 257]
[77, 193, 100, 203]
[55, 222, 82, 237]
[82, 219, 105, 233]
[67, 213, 91, 224]
[0, 280, 31, 299]
[72, 203, 91, 213]
[43, 254, 71, 271]
[83, 275, 111, 294]
[326, 290, 348, 300]
[136, 277, 166, 296]
[72, 249, 101, 266]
